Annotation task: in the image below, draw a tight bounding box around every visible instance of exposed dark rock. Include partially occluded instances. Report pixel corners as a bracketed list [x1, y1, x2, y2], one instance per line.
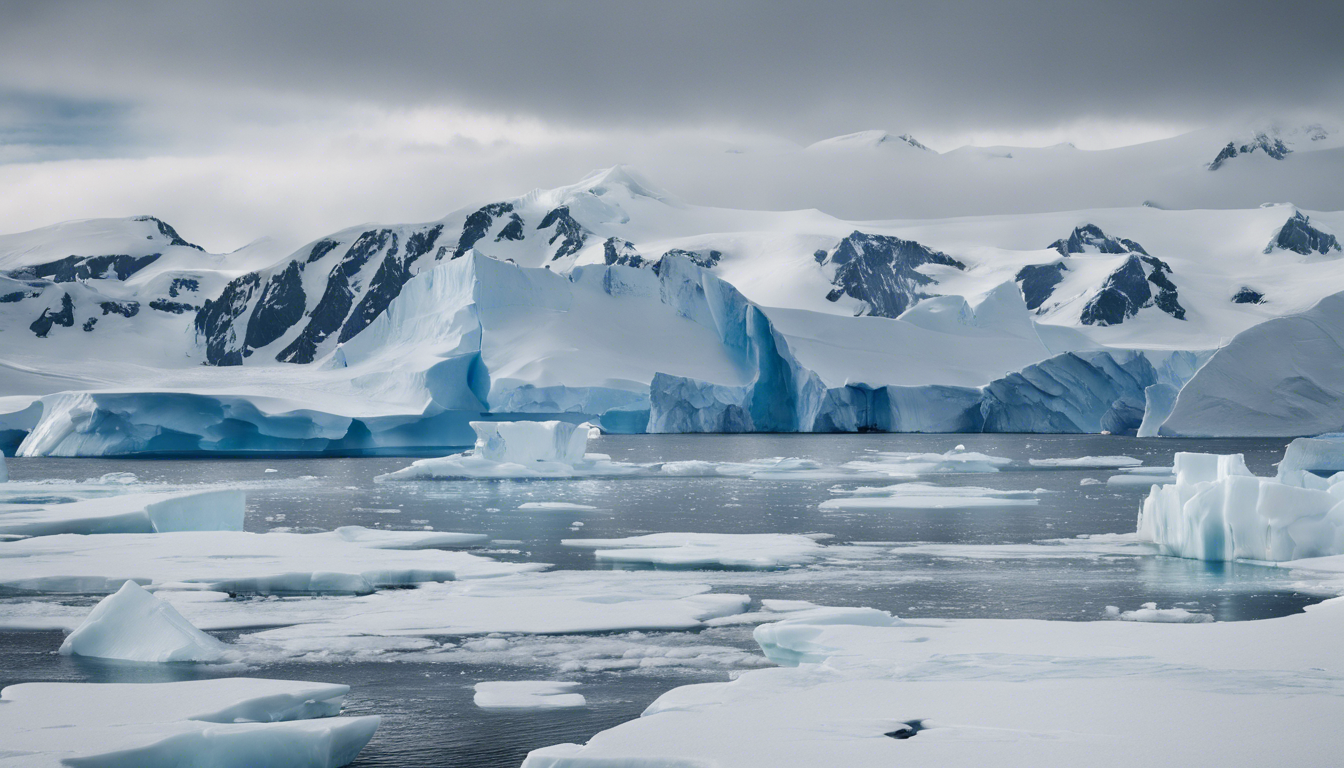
[1265, 212, 1340, 256]
[305, 239, 341, 264]
[1049, 224, 1148, 257]
[82, 317, 97, 331]
[9, 253, 161, 282]
[1208, 132, 1291, 170]
[661, 248, 721, 269]
[455, 202, 513, 259]
[149, 299, 195, 314]
[1232, 287, 1266, 304]
[603, 238, 650, 269]
[195, 273, 261, 366]
[0, 290, 37, 303]
[168, 277, 199, 297]
[134, 216, 203, 250]
[242, 261, 306, 354]
[816, 231, 964, 318]
[885, 720, 926, 740]
[1015, 261, 1068, 311]
[495, 213, 525, 241]
[30, 293, 74, 337]
[538, 205, 587, 261]
[339, 225, 443, 344]
[1079, 254, 1185, 326]
[99, 301, 139, 318]
[278, 229, 395, 364]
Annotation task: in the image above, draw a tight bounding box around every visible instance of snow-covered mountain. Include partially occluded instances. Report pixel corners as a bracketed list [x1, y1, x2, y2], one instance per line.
[2, 162, 1343, 454]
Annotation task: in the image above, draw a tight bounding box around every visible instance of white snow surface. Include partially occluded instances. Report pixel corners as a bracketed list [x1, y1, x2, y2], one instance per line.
[562, 533, 826, 569]
[0, 488, 245, 536]
[524, 596, 1344, 768]
[0, 677, 378, 768]
[1137, 450, 1344, 561]
[59, 580, 229, 662]
[1029, 455, 1142, 468]
[473, 681, 586, 710]
[0, 528, 537, 594]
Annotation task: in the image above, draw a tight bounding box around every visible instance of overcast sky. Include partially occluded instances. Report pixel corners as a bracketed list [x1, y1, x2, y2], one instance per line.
[0, 0, 1340, 249]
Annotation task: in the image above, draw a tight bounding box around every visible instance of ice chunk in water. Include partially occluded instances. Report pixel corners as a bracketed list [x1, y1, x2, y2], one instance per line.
[474, 681, 586, 710]
[0, 488, 246, 537]
[563, 533, 825, 569]
[473, 420, 589, 465]
[59, 580, 229, 662]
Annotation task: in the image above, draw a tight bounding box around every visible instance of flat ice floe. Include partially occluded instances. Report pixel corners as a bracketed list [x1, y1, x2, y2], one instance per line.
[0, 678, 378, 768]
[474, 681, 586, 710]
[60, 580, 230, 662]
[1029, 455, 1142, 468]
[844, 445, 1012, 475]
[517, 502, 600, 511]
[525, 597, 1344, 767]
[0, 527, 535, 594]
[562, 533, 826, 569]
[821, 482, 1040, 511]
[1105, 602, 1214, 623]
[0, 488, 245, 536]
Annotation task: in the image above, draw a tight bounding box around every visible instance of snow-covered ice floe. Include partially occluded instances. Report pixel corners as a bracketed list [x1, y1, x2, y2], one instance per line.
[516, 502, 600, 512]
[524, 596, 1344, 767]
[821, 482, 1040, 511]
[1107, 466, 1177, 488]
[0, 527, 535, 594]
[562, 533, 826, 569]
[0, 488, 245, 537]
[380, 420, 654, 480]
[1029, 455, 1141, 468]
[0, 678, 378, 768]
[844, 445, 1012, 475]
[1138, 449, 1344, 561]
[60, 580, 231, 662]
[1104, 602, 1214, 623]
[474, 681, 586, 710]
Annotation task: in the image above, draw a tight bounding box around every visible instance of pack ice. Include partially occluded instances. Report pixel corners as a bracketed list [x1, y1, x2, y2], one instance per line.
[0, 678, 378, 768]
[1137, 446, 1344, 561]
[59, 580, 230, 662]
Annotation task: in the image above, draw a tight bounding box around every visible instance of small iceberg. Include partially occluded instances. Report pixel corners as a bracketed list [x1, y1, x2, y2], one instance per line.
[379, 421, 654, 480]
[1030, 456, 1141, 468]
[563, 532, 826, 569]
[60, 580, 229, 663]
[474, 681, 586, 710]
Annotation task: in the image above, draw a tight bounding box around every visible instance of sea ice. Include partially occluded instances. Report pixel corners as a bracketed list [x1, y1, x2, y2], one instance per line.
[517, 502, 599, 511]
[474, 681, 586, 710]
[59, 580, 230, 662]
[0, 528, 537, 594]
[0, 678, 378, 768]
[821, 482, 1039, 511]
[1029, 455, 1141, 468]
[562, 532, 826, 569]
[848, 445, 1012, 474]
[1104, 603, 1214, 623]
[0, 488, 245, 537]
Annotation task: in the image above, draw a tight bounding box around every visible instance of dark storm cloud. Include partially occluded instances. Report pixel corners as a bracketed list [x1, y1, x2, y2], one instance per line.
[0, 0, 1340, 140]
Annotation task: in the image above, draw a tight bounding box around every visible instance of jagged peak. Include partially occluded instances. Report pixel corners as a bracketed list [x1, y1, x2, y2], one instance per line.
[806, 130, 934, 153]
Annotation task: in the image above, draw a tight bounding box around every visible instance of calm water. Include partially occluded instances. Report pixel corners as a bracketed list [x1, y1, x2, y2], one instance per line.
[0, 434, 1324, 767]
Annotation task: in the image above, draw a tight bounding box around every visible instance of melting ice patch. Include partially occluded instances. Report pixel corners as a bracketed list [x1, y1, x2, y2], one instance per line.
[563, 533, 826, 569]
[821, 482, 1041, 511]
[0, 678, 379, 768]
[474, 681, 586, 710]
[1104, 603, 1214, 623]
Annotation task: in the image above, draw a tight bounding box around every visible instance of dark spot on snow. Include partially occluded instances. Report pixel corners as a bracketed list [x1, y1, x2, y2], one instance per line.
[1049, 224, 1148, 257]
[30, 293, 74, 337]
[1015, 261, 1068, 311]
[1265, 212, 1340, 256]
[168, 277, 199, 297]
[885, 720, 926, 739]
[538, 205, 587, 261]
[1232, 287, 1266, 304]
[82, 317, 97, 332]
[8, 253, 161, 282]
[816, 231, 964, 318]
[149, 299, 195, 314]
[494, 213, 525, 242]
[99, 300, 139, 318]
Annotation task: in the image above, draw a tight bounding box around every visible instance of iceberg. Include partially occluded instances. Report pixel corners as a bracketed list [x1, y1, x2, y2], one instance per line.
[59, 580, 229, 662]
[1277, 435, 1344, 480]
[1104, 603, 1214, 623]
[0, 528, 538, 594]
[562, 533, 826, 569]
[473, 681, 586, 710]
[0, 488, 246, 537]
[1137, 450, 1344, 561]
[0, 678, 378, 768]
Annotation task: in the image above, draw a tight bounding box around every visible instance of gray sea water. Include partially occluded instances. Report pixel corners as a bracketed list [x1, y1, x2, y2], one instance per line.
[0, 434, 1324, 767]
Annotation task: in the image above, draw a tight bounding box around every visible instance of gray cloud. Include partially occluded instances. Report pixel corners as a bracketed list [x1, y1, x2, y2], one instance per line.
[0, 0, 1340, 143]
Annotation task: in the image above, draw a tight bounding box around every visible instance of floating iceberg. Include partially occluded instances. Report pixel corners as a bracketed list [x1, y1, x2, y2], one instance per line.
[517, 502, 600, 511]
[1137, 451, 1344, 561]
[820, 482, 1039, 511]
[1277, 435, 1344, 481]
[0, 488, 245, 537]
[380, 420, 653, 480]
[848, 445, 1012, 474]
[562, 533, 826, 569]
[0, 678, 378, 768]
[0, 528, 537, 594]
[59, 580, 229, 662]
[474, 681, 586, 710]
[1104, 603, 1214, 623]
